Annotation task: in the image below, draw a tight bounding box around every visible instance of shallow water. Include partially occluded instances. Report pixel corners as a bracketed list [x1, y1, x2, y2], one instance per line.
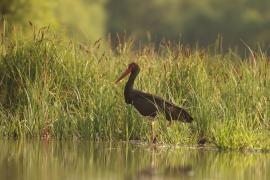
[0, 140, 269, 180]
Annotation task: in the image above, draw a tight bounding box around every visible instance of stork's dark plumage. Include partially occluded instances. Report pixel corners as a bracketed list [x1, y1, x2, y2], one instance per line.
[115, 63, 193, 123]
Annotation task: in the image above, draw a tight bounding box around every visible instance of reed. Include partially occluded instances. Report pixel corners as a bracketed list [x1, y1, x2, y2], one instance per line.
[0, 30, 269, 150]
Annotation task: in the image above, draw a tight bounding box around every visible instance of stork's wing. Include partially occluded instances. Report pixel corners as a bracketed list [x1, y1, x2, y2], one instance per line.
[133, 90, 193, 122]
[131, 91, 158, 117]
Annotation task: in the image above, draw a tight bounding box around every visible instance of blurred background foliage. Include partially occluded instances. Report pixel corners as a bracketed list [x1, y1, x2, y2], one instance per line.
[1, 0, 270, 49]
[0, 0, 106, 41]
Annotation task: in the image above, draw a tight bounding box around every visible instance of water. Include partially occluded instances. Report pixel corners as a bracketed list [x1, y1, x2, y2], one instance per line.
[0, 140, 269, 180]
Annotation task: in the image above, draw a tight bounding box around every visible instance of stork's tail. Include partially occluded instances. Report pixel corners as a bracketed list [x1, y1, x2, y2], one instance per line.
[181, 110, 193, 123]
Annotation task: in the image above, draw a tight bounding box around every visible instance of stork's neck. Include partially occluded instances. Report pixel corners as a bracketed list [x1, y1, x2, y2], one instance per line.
[125, 70, 138, 92]
[123, 66, 140, 104]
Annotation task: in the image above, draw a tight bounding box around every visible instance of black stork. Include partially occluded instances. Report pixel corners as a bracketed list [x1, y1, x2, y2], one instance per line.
[115, 62, 193, 142]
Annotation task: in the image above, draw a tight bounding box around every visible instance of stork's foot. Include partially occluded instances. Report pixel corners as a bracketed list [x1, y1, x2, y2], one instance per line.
[198, 137, 207, 146]
[152, 136, 158, 144]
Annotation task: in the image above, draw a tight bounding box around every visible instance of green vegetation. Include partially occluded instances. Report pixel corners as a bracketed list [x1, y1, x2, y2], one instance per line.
[107, 0, 270, 48]
[0, 0, 106, 41]
[1, 0, 270, 47]
[0, 30, 270, 150]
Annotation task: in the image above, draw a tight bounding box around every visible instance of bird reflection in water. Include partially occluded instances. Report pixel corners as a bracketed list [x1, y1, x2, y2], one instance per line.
[131, 164, 194, 180]
[127, 147, 194, 180]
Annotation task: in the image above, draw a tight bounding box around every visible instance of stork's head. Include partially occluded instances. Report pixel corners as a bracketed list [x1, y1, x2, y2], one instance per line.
[115, 62, 140, 83]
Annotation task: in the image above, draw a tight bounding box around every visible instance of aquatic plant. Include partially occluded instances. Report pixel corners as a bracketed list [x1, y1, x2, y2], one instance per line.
[0, 29, 269, 150]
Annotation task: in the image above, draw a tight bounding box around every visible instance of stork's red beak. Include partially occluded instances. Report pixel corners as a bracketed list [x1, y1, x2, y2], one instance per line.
[115, 67, 132, 83]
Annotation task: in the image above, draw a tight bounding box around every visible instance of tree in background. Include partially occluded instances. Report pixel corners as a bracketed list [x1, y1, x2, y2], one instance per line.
[1, 0, 270, 48]
[0, 0, 106, 42]
[106, 0, 270, 49]
[56, 0, 106, 41]
[0, 0, 57, 31]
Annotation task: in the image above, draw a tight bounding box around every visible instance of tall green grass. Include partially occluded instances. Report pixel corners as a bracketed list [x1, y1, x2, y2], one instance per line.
[0, 30, 270, 150]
